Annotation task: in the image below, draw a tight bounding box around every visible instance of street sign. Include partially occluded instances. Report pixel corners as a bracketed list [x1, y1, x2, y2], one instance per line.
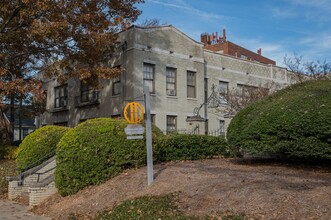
[124, 102, 144, 124]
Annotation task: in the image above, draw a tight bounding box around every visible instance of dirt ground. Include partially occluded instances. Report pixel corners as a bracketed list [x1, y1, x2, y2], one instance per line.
[32, 158, 331, 220]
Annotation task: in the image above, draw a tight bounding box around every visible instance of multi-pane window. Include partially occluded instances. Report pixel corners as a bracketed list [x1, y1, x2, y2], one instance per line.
[112, 75, 121, 95]
[220, 120, 225, 134]
[219, 81, 228, 104]
[23, 128, 29, 138]
[81, 82, 97, 103]
[54, 84, 67, 108]
[187, 71, 196, 98]
[166, 67, 176, 96]
[166, 115, 177, 134]
[143, 63, 155, 93]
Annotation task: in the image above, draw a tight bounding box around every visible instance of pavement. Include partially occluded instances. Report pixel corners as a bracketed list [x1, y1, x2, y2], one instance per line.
[0, 199, 50, 220]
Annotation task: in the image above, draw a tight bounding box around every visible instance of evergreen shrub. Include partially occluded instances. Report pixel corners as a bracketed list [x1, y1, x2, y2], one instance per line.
[227, 80, 331, 159]
[16, 125, 68, 169]
[154, 134, 231, 162]
[0, 146, 18, 160]
[55, 118, 163, 196]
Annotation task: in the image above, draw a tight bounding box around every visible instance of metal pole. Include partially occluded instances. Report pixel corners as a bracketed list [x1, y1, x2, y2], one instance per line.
[144, 86, 153, 185]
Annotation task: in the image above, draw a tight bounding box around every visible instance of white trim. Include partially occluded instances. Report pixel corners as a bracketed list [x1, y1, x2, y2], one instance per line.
[218, 78, 230, 82]
[186, 67, 197, 72]
[166, 112, 178, 116]
[143, 59, 156, 65]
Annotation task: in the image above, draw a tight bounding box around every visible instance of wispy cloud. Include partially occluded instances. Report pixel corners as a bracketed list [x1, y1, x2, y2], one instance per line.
[271, 7, 297, 19]
[147, 0, 230, 21]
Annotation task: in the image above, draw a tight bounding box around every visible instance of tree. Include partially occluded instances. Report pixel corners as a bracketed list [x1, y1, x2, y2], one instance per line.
[217, 82, 279, 116]
[137, 17, 167, 26]
[0, 0, 143, 142]
[284, 53, 331, 81]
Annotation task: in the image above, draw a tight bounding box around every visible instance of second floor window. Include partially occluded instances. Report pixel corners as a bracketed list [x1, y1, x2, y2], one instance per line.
[54, 84, 67, 108]
[143, 63, 155, 93]
[219, 81, 228, 104]
[166, 67, 176, 96]
[187, 71, 196, 98]
[112, 75, 121, 95]
[81, 82, 97, 103]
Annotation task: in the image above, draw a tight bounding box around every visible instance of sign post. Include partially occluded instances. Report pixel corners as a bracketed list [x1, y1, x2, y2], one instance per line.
[144, 86, 154, 186]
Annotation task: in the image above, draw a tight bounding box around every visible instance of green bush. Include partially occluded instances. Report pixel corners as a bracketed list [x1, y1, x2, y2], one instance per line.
[154, 134, 231, 162]
[16, 125, 68, 169]
[55, 118, 163, 196]
[227, 80, 331, 159]
[0, 146, 18, 160]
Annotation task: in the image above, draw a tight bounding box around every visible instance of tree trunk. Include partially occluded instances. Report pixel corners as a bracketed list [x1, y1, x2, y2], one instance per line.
[9, 94, 15, 143]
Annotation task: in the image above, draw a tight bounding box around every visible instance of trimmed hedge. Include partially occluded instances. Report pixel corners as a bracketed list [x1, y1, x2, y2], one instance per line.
[16, 125, 68, 169]
[55, 118, 163, 196]
[227, 80, 331, 159]
[154, 134, 231, 162]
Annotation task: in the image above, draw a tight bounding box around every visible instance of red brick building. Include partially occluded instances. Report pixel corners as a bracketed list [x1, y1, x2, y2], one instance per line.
[201, 29, 276, 65]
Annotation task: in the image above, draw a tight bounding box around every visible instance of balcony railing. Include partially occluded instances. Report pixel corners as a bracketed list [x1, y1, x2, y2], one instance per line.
[75, 91, 100, 107]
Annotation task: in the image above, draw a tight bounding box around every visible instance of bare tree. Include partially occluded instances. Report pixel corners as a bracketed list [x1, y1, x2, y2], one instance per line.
[218, 82, 279, 116]
[284, 53, 331, 81]
[137, 18, 167, 27]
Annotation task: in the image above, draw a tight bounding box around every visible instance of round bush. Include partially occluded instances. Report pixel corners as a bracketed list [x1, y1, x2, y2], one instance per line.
[227, 80, 331, 159]
[16, 125, 68, 169]
[55, 118, 163, 196]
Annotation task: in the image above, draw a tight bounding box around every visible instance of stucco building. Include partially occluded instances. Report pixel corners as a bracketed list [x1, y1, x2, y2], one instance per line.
[38, 25, 296, 134]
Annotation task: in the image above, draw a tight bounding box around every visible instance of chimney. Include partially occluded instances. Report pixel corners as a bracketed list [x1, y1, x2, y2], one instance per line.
[257, 48, 262, 55]
[222, 29, 227, 42]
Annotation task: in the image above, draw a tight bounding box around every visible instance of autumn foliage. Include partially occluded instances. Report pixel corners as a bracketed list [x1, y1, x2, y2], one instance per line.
[0, 0, 143, 140]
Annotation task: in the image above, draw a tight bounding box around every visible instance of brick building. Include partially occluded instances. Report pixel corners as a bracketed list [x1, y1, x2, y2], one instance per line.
[201, 29, 276, 65]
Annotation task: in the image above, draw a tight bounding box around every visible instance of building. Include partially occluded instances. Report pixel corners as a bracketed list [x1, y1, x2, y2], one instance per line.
[201, 29, 276, 65]
[38, 25, 296, 135]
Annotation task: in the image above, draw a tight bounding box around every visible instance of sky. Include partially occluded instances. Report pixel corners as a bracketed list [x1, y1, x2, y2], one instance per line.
[135, 0, 331, 67]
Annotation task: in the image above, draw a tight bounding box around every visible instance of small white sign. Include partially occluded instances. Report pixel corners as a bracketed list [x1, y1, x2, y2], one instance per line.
[127, 135, 144, 140]
[125, 124, 145, 135]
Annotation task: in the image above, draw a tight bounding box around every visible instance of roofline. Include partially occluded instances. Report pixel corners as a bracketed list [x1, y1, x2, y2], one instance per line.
[204, 49, 287, 69]
[124, 25, 203, 46]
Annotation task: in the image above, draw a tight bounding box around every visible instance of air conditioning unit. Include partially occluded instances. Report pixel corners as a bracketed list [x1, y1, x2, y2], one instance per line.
[167, 90, 176, 96]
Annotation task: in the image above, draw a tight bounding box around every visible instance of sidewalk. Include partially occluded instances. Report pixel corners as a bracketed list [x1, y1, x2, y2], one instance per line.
[0, 199, 50, 220]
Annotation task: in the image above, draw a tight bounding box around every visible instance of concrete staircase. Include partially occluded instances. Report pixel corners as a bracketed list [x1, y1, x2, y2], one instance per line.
[7, 156, 57, 206]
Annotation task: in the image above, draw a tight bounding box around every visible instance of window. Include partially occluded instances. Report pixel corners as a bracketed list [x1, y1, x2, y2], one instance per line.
[219, 120, 225, 134]
[166, 115, 177, 134]
[112, 75, 121, 95]
[240, 54, 247, 60]
[81, 82, 97, 103]
[150, 114, 156, 125]
[219, 81, 228, 104]
[143, 63, 155, 93]
[166, 67, 176, 96]
[187, 71, 196, 98]
[22, 128, 29, 138]
[54, 84, 68, 108]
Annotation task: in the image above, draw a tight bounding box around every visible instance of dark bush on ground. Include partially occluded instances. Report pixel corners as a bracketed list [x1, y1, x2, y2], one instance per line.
[227, 80, 331, 159]
[0, 146, 18, 160]
[154, 134, 231, 162]
[16, 125, 68, 169]
[55, 118, 163, 196]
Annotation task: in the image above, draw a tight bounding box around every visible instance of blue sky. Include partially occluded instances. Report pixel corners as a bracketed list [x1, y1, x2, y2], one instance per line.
[136, 0, 331, 66]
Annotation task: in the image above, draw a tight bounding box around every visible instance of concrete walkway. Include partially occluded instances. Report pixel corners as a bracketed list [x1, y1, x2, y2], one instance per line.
[0, 199, 50, 220]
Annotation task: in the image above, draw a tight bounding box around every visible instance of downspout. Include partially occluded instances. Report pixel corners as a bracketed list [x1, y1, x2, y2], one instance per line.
[121, 41, 127, 117]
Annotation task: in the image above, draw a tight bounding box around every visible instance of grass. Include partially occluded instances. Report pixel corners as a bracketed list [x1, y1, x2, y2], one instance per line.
[0, 159, 17, 195]
[95, 194, 246, 220]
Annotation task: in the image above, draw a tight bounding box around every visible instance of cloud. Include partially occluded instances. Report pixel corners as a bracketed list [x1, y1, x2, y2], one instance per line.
[271, 7, 297, 19]
[146, 0, 229, 21]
